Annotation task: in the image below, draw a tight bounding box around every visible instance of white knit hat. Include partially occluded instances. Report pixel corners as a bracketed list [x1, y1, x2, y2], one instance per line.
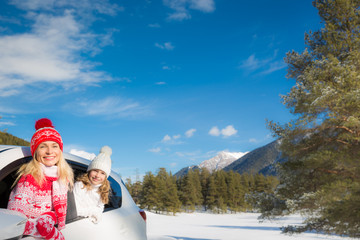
[87, 146, 112, 178]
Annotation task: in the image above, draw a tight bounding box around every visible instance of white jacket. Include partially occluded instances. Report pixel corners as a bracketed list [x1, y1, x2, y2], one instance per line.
[73, 181, 104, 223]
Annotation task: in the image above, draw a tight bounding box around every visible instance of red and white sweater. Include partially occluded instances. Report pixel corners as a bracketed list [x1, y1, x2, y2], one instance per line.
[7, 166, 68, 230]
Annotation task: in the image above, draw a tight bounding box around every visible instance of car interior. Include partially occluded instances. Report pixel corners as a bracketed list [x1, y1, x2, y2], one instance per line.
[0, 157, 122, 224]
[0, 156, 32, 209]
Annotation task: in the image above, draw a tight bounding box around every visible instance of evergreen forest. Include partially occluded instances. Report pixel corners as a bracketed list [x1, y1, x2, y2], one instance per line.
[125, 168, 279, 215]
[0, 131, 30, 146]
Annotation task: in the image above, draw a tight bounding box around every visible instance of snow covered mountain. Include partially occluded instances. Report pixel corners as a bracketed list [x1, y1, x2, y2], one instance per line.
[174, 151, 247, 177]
[199, 151, 247, 172]
[175, 140, 282, 177]
[223, 140, 282, 175]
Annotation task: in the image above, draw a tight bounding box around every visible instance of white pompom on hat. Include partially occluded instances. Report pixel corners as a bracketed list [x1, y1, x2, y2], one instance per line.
[87, 146, 112, 178]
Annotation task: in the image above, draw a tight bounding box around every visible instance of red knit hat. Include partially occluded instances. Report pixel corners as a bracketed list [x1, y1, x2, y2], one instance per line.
[30, 118, 63, 156]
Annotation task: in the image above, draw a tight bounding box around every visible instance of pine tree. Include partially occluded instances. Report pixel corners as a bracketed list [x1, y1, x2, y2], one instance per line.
[264, 175, 279, 193]
[156, 168, 181, 214]
[125, 177, 142, 205]
[178, 170, 198, 212]
[155, 168, 168, 212]
[139, 171, 159, 212]
[254, 174, 267, 193]
[266, 0, 360, 237]
[205, 175, 217, 211]
[226, 171, 241, 213]
[125, 177, 134, 197]
[191, 168, 203, 207]
[240, 173, 250, 192]
[214, 171, 227, 213]
[199, 167, 211, 209]
[233, 173, 248, 211]
[166, 173, 182, 215]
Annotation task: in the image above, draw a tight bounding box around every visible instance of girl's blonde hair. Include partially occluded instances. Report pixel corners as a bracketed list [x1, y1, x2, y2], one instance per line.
[13, 151, 74, 189]
[76, 172, 110, 204]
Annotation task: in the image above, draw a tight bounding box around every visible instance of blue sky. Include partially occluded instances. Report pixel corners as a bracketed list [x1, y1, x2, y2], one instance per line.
[0, 0, 321, 180]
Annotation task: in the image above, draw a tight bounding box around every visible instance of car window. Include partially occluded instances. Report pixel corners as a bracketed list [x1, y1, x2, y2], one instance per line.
[67, 160, 122, 210]
[0, 156, 32, 209]
[0, 158, 122, 223]
[105, 177, 122, 210]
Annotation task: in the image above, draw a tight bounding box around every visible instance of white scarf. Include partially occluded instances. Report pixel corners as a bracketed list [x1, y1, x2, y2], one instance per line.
[40, 163, 68, 230]
[40, 163, 58, 178]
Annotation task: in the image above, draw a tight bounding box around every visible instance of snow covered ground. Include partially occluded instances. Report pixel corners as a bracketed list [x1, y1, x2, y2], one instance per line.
[146, 211, 355, 240]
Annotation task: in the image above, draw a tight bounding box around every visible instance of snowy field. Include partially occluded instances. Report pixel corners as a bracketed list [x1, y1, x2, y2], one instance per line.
[146, 211, 356, 240]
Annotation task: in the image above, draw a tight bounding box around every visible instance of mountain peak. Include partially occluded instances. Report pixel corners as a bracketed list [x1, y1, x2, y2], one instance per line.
[199, 151, 247, 173]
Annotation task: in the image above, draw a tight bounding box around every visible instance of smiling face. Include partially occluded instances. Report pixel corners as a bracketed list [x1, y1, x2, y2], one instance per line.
[36, 141, 61, 167]
[88, 169, 106, 185]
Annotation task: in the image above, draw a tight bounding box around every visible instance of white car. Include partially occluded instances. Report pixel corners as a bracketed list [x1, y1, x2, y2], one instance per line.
[0, 145, 147, 240]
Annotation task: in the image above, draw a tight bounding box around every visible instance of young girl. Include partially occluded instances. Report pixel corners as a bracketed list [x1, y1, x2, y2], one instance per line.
[8, 118, 74, 240]
[73, 146, 112, 224]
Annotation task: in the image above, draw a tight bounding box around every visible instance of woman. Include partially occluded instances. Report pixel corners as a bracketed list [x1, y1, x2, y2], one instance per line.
[7, 118, 74, 240]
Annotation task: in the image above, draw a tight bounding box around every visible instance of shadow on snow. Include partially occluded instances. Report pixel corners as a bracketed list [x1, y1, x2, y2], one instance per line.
[166, 236, 219, 240]
[208, 225, 280, 231]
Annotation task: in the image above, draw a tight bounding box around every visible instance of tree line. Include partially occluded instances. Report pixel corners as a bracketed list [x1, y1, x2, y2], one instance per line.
[125, 168, 279, 215]
[0, 131, 30, 146]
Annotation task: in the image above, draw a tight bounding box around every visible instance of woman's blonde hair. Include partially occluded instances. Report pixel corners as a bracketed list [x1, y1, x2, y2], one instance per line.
[13, 151, 74, 189]
[76, 172, 110, 204]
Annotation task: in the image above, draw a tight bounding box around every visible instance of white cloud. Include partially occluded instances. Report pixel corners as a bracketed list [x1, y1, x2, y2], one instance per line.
[249, 134, 272, 144]
[148, 23, 161, 28]
[149, 147, 161, 153]
[175, 152, 184, 157]
[161, 134, 184, 144]
[189, 0, 215, 12]
[249, 138, 257, 143]
[63, 96, 151, 119]
[0, 1, 121, 97]
[173, 134, 181, 139]
[240, 54, 260, 71]
[175, 149, 209, 161]
[167, 12, 191, 21]
[155, 81, 167, 85]
[221, 125, 237, 137]
[155, 42, 175, 50]
[239, 51, 286, 75]
[0, 15, 21, 25]
[0, 104, 22, 114]
[175, 151, 197, 158]
[209, 126, 220, 136]
[260, 61, 287, 75]
[162, 134, 172, 142]
[209, 125, 237, 137]
[69, 149, 96, 160]
[111, 167, 145, 181]
[0, 87, 21, 97]
[0, 121, 15, 127]
[10, 0, 122, 16]
[185, 128, 196, 138]
[161, 64, 180, 71]
[163, 0, 215, 21]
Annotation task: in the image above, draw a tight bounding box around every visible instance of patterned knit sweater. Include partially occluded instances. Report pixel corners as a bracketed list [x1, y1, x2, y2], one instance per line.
[8, 170, 68, 230]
